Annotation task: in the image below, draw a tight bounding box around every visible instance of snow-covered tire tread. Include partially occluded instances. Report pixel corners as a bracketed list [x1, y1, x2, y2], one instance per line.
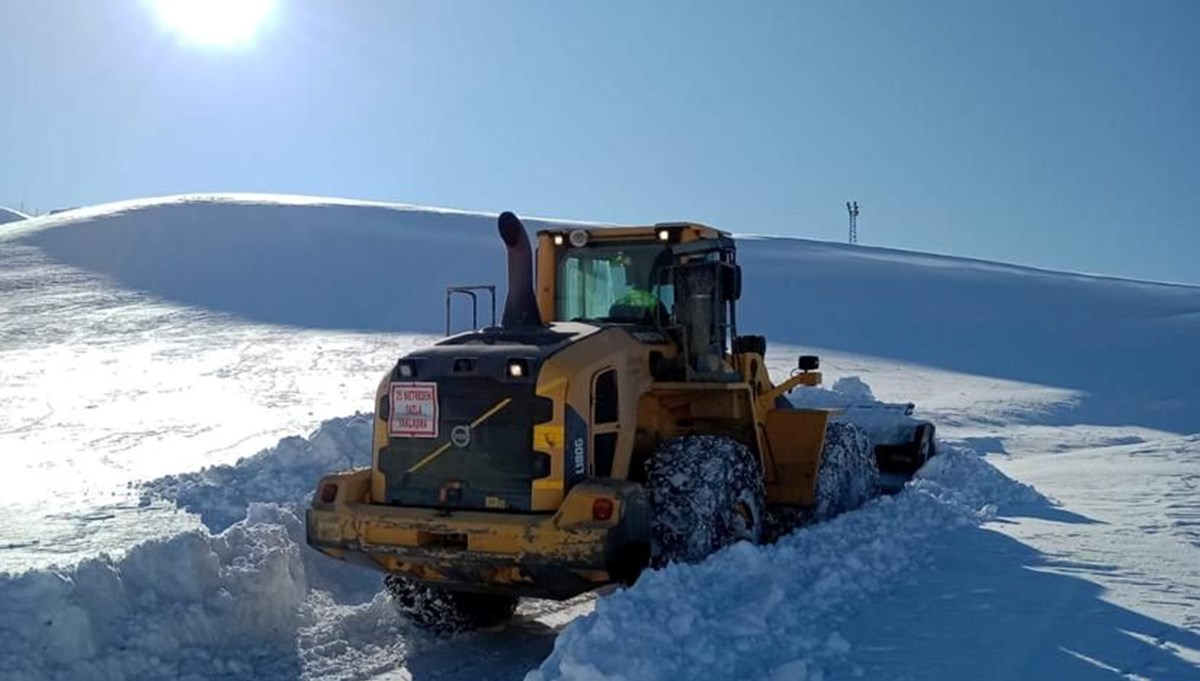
[646, 435, 766, 567]
[383, 575, 517, 635]
[766, 421, 882, 539]
[814, 421, 881, 521]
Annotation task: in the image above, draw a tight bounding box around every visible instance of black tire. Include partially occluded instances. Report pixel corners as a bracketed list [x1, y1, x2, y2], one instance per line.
[876, 422, 937, 475]
[383, 575, 518, 635]
[765, 421, 881, 540]
[914, 423, 936, 469]
[645, 435, 766, 567]
[814, 421, 881, 521]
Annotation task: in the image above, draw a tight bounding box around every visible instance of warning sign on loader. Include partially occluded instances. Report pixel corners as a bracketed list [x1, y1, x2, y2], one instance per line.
[389, 382, 439, 438]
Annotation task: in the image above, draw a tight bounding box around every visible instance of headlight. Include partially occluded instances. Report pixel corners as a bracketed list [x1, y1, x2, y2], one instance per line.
[507, 359, 529, 378]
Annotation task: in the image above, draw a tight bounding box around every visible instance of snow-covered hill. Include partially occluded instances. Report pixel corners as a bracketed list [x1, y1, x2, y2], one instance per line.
[0, 206, 29, 225]
[1, 195, 1196, 680]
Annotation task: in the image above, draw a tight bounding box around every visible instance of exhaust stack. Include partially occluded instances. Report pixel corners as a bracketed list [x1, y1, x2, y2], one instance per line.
[497, 211, 542, 328]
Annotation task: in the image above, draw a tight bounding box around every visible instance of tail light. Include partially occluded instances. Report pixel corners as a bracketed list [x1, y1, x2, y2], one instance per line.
[439, 481, 464, 504]
[319, 483, 338, 503]
[592, 498, 614, 521]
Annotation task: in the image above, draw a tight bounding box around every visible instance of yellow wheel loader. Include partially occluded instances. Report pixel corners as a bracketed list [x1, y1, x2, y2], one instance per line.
[306, 212, 935, 633]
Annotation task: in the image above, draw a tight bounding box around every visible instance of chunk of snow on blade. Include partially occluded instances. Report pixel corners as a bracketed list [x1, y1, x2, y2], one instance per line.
[830, 376, 875, 403]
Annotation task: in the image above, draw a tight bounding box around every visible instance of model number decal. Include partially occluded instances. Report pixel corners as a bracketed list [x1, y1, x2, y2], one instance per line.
[572, 437, 586, 476]
[564, 405, 588, 488]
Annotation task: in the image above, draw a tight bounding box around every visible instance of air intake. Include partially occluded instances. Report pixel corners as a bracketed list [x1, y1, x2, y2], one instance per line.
[497, 211, 542, 328]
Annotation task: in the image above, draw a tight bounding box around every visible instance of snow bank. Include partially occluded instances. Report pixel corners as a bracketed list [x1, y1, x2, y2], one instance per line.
[0, 502, 415, 681]
[0, 415, 414, 681]
[140, 413, 373, 533]
[1, 391, 1048, 681]
[0, 504, 307, 681]
[527, 446, 1045, 681]
[138, 414, 384, 604]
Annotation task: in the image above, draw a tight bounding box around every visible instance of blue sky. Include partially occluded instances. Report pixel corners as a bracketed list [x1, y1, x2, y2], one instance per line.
[2, 1, 1198, 284]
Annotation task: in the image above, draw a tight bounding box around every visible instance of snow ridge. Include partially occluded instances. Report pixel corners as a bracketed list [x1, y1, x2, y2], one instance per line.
[139, 413, 373, 533]
[528, 445, 1045, 681]
[0, 416, 407, 681]
[0, 206, 29, 226]
[0, 505, 308, 681]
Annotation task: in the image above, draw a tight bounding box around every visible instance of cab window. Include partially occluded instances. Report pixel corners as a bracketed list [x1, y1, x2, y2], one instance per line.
[556, 243, 672, 322]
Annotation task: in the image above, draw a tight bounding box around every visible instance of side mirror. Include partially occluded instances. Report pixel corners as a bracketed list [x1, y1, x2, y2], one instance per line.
[721, 263, 742, 301]
[798, 355, 819, 371]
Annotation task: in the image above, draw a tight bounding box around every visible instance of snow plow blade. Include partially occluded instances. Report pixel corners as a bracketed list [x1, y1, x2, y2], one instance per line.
[306, 469, 651, 599]
[833, 402, 937, 477]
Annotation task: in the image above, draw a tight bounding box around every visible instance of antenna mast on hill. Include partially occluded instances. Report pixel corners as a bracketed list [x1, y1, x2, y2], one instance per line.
[846, 201, 859, 244]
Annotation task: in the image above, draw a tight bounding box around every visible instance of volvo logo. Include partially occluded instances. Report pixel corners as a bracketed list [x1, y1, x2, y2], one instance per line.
[450, 425, 471, 449]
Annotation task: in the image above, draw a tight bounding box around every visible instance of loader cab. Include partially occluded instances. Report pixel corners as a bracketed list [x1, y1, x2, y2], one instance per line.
[536, 224, 742, 381]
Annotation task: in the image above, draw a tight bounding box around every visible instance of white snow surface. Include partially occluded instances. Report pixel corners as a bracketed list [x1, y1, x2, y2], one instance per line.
[529, 446, 1043, 681]
[1, 194, 1198, 680]
[0, 206, 30, 225]
[139, 413, 374, 534]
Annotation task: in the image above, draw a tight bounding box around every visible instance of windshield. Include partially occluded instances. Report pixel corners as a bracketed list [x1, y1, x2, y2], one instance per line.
[555, 242, 673, 322]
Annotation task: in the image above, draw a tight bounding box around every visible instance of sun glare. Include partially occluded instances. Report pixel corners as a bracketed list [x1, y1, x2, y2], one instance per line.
[151, 0, 276, 47]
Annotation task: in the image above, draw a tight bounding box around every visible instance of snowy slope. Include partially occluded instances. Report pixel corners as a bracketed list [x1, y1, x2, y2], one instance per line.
[1, 194, 1197, 680]
[0, 206, 29, 225]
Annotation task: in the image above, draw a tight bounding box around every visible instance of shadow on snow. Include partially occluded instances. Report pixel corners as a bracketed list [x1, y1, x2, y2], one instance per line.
[836, 517, 1200, 680]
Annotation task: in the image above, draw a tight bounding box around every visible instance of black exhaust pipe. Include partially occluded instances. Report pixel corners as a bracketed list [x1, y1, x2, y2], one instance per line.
[498, 211, 542, 328]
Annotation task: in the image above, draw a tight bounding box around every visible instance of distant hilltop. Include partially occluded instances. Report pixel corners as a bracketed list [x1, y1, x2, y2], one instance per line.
[0, 206, 31, 225]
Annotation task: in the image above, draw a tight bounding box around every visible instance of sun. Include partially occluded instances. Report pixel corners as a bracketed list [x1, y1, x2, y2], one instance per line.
[150, 0, 276, 47]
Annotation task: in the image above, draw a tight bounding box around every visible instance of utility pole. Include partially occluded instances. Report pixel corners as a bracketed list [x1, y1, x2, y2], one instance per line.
[846, 201, 859, 244]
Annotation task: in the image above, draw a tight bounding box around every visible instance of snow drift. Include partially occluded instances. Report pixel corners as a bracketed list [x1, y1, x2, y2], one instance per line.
[140, 413, 373, 533]
[0, 415, 1051, 681]
[0, 505, 309, 681]
[0, 420, 409, 681]
[528, 446, 1045, 681]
